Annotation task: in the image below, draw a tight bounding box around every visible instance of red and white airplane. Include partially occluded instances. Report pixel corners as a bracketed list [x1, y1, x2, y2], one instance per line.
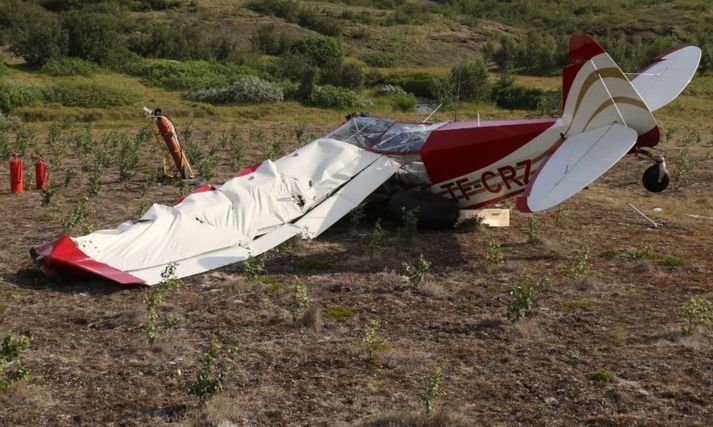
[31, 33, 701, 285]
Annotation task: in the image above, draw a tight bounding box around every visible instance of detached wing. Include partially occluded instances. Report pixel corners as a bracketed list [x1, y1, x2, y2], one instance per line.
[32, 139, 401, 285]
[516, 123, 638, 213]
[632, 46, 701, 112]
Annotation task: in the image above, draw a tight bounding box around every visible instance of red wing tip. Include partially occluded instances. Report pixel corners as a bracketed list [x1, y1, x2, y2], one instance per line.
[31, 236, 145, 285]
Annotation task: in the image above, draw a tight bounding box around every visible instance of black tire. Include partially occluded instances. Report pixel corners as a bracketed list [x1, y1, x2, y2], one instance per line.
[642, 164, 670, 193]
[157, 167, 165, 183]
[388, 191, 459, 230]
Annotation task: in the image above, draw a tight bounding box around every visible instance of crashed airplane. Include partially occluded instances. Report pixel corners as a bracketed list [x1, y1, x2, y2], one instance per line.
[31, 33, 701, 285]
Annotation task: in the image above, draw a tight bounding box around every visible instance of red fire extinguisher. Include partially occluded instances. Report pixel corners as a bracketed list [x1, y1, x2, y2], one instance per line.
[10, 151, 23, 193]
[35, 156, 47, 190]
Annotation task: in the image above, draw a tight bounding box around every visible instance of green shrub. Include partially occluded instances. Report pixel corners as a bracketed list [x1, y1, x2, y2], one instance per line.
[292, 36, 344, 67]
[64, 7, 126, 63]
[392, 93, 417, 112]
[417, 366, 444, 415]
[41, 57, 101, 76]
[320, 62, 365, 91]
[363, 319, 387, 361]
[130, 59, 270, 91]
[493, 82, 556, 110]
[383, 71, 438, 98]
[7, 2, 67, 66]
[45, 82, 137, 107]
[129, 24, 218, 61]
[297, 7, 342, 36]
[0, 81, 42, 113]
[289, 278, 311, 323]
[247, 0, 341, 36]
[175, 330, 239, 406]
[449, 59, 491, 103]
[362, 52, 396, 68]
[678, 297, 712, 335]
[388, 3, 433, 25]
[590, 369, 617, 383]
[251, 24, 297, 56]
[398, 253, 431, 290]
[188, 76, 284, 104]
[0, 333, 30, 389]
[309, 85, 368, 109]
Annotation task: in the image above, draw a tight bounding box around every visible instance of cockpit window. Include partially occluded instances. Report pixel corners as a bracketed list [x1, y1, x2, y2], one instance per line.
[370, 122, 446, 153]
[327, 116, 394, 149]
[327, 116, 446, 153]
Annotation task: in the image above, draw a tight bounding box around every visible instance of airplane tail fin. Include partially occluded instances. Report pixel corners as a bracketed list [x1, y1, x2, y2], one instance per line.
[560, 33, 657, 141]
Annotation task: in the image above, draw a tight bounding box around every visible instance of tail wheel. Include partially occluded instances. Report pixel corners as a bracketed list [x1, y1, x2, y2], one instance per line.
[388, 191, 459, 230]
[642, 164, 670, 193]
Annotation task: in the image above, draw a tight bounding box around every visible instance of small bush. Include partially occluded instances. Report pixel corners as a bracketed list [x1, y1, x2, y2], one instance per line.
[590, 369, 617, 383]
[482, 241, 504, 267]
[1, 333, 30, 389]
[392, 93, 417, 112]
[398, 253, 431, 290]
[41, 57, 101, 76]
[678, 297, 712, 335]
[290, 278, 311, 324]
[243, 250, 275, 280]
[176, 330, 239, 406]
[363, 319, 387, 361]
[417, 366, 444, 415]
[671, 146, 691, 191]
[309, 85, 368, 109]
[144, 263, 181, 345]
[45, 82, 137, 107]
[362, 52, 396, 68]
[526, 217, 541, 243]
[505, 275, 552, 323]
[493, 82, 554, 110]
[365, 218, 383, 260]
[189, 76, 284, 104]
[563, 252, 589, 279]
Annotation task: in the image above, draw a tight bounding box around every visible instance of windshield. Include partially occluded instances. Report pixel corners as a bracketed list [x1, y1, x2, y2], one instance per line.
[327, 116, 394, 149]
[327, 116, 446, 153]
[370, 122, 446, 153]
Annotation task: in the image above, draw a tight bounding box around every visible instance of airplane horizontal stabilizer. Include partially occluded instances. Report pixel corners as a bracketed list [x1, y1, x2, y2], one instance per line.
[632, 46, 701, 112]
[516, 123, 638, 213]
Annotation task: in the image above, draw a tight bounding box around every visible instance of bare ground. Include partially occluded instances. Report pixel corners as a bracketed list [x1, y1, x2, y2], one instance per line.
[0, 129, 712, 426]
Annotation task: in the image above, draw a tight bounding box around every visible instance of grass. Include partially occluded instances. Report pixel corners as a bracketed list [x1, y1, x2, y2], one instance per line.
[322, 306, 358, 319]
[559, 300, 596, 312]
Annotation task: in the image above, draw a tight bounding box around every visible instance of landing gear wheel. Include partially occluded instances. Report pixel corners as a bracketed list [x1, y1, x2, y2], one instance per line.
[157, 167, 165, 183]
[642, 164, 670, 193]
[388, 191, 459, 230]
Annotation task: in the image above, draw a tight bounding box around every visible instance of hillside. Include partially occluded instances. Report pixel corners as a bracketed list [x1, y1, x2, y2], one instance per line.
[0, 1, 712, 426]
